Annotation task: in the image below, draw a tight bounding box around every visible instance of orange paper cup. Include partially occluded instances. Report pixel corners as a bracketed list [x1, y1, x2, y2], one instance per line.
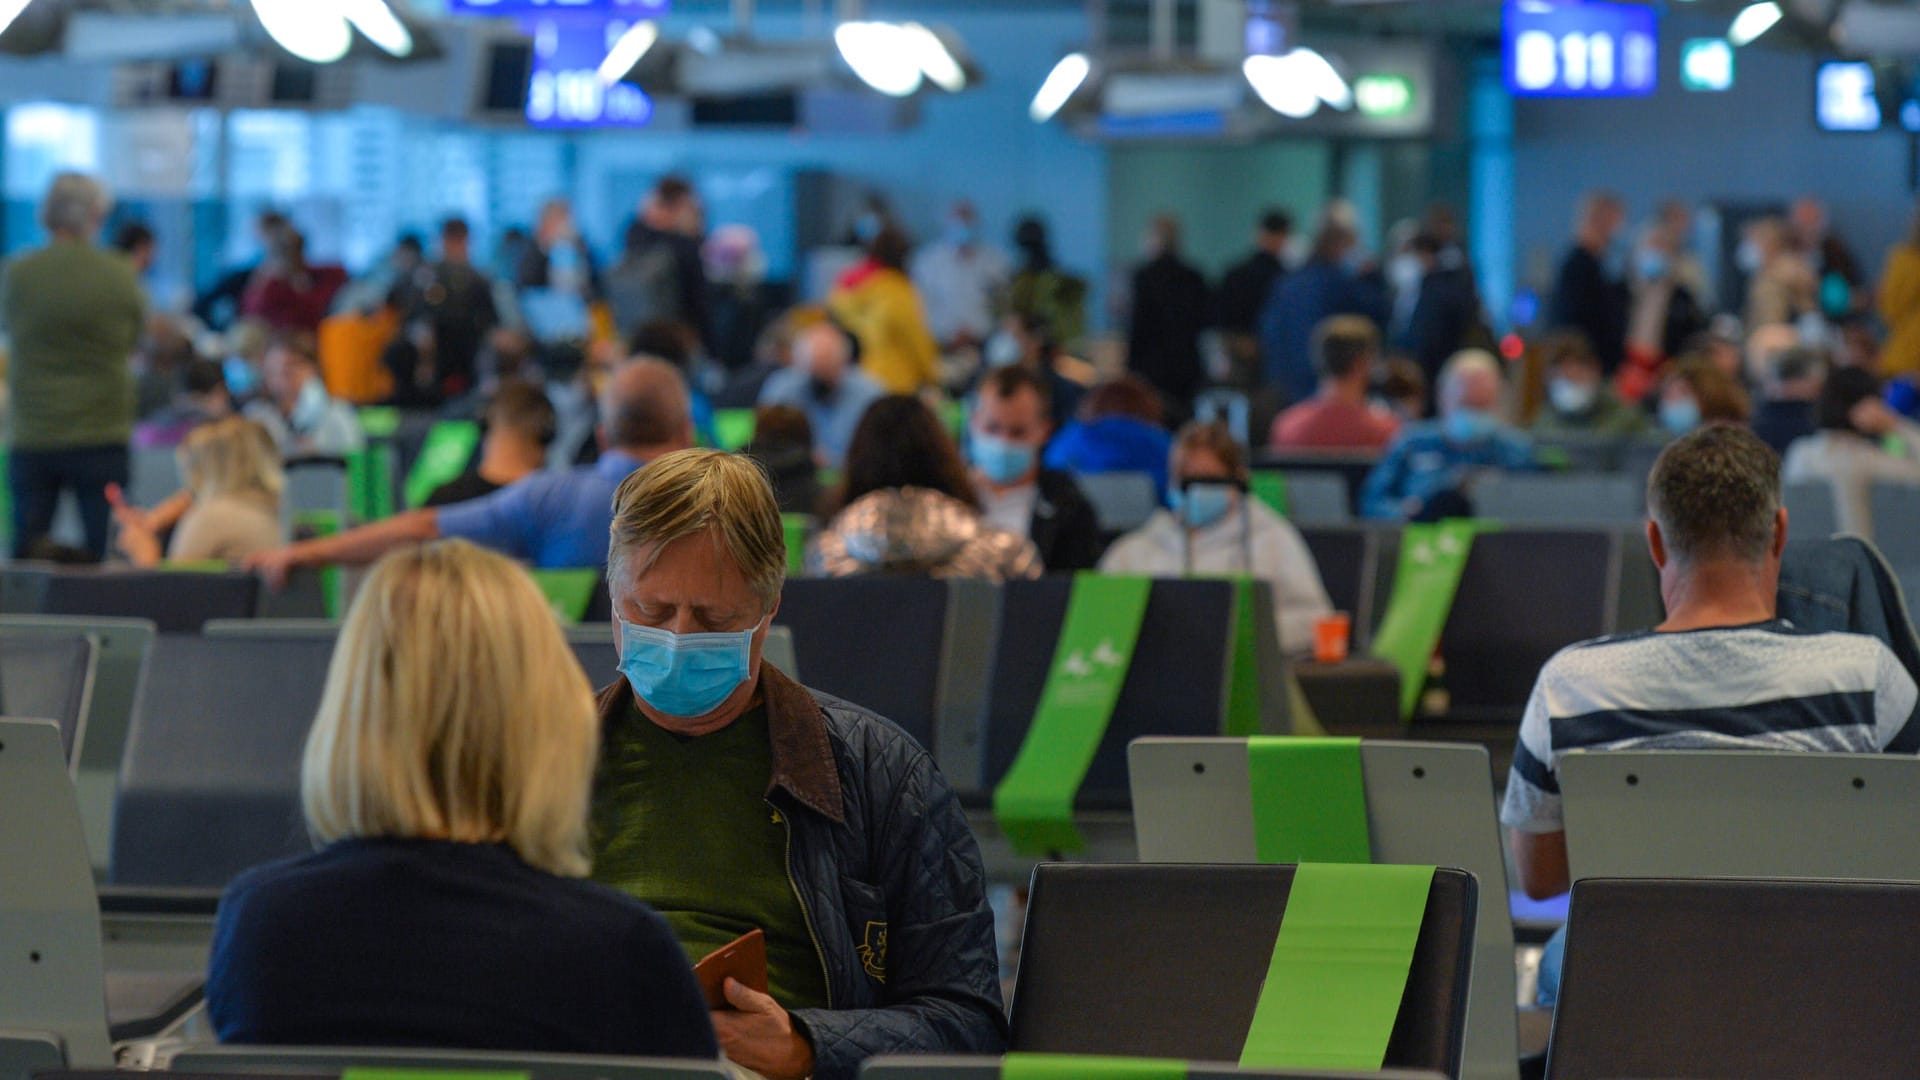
[1313, 612, 1352, 665]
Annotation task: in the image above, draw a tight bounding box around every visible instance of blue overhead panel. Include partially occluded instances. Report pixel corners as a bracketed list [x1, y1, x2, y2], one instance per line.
[523, 16, 654, 129]
[448, 0, 667, 15]
[1503, 0, 1658, 98]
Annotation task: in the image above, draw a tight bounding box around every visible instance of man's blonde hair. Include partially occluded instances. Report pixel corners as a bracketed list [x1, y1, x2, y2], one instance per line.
[179, 417, 284, 504]
[301, 540, 599, 877]
[608, 448, 786, 610]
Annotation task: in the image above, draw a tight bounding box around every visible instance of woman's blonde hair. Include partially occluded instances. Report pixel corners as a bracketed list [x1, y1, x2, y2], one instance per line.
[179, 417, 284, 504]
[301, 540, 600, 877]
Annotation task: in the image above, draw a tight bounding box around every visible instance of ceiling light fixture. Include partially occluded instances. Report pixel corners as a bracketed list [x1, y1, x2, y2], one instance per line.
[598, 20, 659, 86]
[836, 21, 923, 97]
[1728, 2, 1782, 47]
[903, 22, 965, 92]
[339, 0, 411, 57]
[1030, 51, 1090, 122]
[251, 0, 352, 64]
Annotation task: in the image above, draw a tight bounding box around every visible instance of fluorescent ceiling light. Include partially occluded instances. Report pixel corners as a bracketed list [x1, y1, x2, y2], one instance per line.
[1244, 53, 1319, 118]
[903, 22, 965, 93]
[1291, 47, 1351, 110]
[339, 0, 411, 57]
[1030, 52, 1090, 123]
[251, 0, 352, 64]
[598, 20, 659, 85]
[1728, 2, 1782, 47]
[836, 21, 923, 97]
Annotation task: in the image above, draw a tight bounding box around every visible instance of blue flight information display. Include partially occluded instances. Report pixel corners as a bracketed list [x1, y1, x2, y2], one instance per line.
[1503, 0, 1658, 98]
[450, 0, 667, 15]
[523, 16, 653, 129]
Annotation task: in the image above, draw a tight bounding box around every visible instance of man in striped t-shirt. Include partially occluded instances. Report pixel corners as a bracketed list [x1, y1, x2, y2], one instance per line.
[1501, 425, 1920, 904]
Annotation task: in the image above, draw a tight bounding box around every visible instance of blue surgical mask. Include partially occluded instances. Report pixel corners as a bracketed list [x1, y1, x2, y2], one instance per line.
[1548, 378, 1598, 417]
[971, 432, 1037, 486]
[1171, 483, 1235, 530]
[983, 332, 1023, 368]
[1660, 396, 1702, 435]
[1444, 408, 1498, 445]
[618, 617, 763, 720]
[290, 378, 330, 432]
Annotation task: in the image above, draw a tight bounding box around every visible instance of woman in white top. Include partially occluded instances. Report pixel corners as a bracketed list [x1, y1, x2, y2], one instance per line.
[111, 417, 287, 566]
[1099, 421, 1333, 655]
[1783, 366, 1920, 540]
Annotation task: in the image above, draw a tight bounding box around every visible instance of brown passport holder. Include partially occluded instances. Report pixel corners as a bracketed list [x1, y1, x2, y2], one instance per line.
[693, 928, 769, 1010]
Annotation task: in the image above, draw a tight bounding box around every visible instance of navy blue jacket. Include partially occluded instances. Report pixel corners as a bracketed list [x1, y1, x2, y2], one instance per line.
[595, 666, 1009, 1080]
[1257, 258, 1390, 404]
[207, 838, 719, 1060]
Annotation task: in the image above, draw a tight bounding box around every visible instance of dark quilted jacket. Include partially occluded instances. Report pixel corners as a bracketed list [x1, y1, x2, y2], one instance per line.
[595, 667, 1008, 1080]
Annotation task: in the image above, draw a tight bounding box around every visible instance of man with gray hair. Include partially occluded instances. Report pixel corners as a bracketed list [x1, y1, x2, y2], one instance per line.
[2, 171, 146, 559]
[591, 448, 1007, 1080]
[248, 356, 694, 584]
[1503, 425, 1919, 1001]
[1358, 348, 1534, 520]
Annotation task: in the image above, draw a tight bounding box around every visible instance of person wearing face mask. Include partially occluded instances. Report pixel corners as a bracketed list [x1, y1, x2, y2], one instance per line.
[1783, 365, 1920, 540]
[1257, 212, 1390, 406]
[910, 201, 1010, 354]
[1126, 215, 1213, 410]
[592, 449, 1011, 1080]
[243, 337, 364, 458]
[1531, 333, 1648, 438]
[757, 319, 884, 469]
[1360, 349, 1536, 521]
[968, 366, 1101, 572]
[828, 227, 940, 395]
[1742, 217, 1818, 333]
[1099, 422, 1333, 655]
[1548, 192, 1631, 375]
[1656, 359, 1751, 439]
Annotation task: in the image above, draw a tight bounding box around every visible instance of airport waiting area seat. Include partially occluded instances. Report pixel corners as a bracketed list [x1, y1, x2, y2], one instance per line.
[1469, 474, 1642, 528]
[1273, 472, 1351, 525]
[862, 1060, 1445, 1080]
[1128, 739, 1520, 1080]
[1872, 481, 1920, 570]
[777, 577, 949, 751]
[38, 570, 261, 634]
[0, 633, 95, 764]
[1298, 526, 1378, 644]
[1546, 878, 1920, 1080]
[108, 635, 339, 889]
[164, 1047, 733, 1080]
[1076, 472, 1161, 535]
[976, 579, 1237, 807]
[1782, 479, 1841, 543]
[1559, 750, 1920, 883]
[1009, 864, 1475, 1079]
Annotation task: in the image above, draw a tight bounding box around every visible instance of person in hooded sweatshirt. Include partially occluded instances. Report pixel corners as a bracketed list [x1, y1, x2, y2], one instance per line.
[810, 396, 1039, 582]
[1098, 420, 1333, 656]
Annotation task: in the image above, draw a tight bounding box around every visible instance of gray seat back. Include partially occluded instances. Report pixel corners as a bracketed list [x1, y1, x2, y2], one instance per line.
[1129, 738, 1519, 1080]
[1869, 481, 1920, 565]
[0, 719, 111, 1066]
[1076, 471, 1161, 533]
[110, 636, 338, 888]
[1471, 474, 1643, 528]
[1278, 472, 1351, 525]
[1560, 750, 1920, 883]
[127, 449, 182, 510]
[0, 635, 94, 767]
[167, 1046, 732, 1080]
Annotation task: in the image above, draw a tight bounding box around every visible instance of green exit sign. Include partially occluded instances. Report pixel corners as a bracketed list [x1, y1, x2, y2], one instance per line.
[1355, 73, 1414, 118]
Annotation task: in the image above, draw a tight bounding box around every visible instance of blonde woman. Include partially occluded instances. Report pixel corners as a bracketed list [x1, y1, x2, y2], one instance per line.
[204, 541, 718, 1057]
[109, 417, 286, 566]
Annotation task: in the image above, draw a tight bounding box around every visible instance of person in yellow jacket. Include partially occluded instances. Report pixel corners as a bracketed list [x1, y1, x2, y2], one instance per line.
[1879, 212, 1920, 377]
[829, 227, 940, 394]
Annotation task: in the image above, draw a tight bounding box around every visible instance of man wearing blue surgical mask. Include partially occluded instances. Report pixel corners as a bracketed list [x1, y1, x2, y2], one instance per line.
[1100, 421, 1332, 654]
[910, 200, 1009, 353]
[1360, 349, 1537, 521]
[968, 365, 1101, 571]
[589, 450, 1007, 1080]
[757, 319, 883, 469]
[1530, 332, 1649, 439]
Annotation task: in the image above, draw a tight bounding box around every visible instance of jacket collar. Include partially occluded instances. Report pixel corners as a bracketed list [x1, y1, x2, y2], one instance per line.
[596, 663, 846, 825]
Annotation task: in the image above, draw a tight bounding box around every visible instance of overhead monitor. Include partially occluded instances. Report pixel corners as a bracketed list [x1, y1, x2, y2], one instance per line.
[1816, 60, 1881, 132]
[522, 16, 653, 129]
[1503, 0, 1658, 98]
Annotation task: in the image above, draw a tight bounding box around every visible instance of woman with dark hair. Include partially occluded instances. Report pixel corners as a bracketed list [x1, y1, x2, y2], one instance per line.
[1783, 365, 1920, 540]
[828, 227, 940, 394]
[809, 395, 1040, 581]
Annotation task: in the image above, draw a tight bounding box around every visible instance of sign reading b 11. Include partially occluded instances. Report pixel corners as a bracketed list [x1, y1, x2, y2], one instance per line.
[1504, 0, 1658, 98]
[448, 0, 667, 15]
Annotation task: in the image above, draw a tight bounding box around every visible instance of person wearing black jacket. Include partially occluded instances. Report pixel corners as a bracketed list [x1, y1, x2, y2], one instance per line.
[1219, 210, 1292, 337]
[1398, 231, 1487, 391]
[1126, 215, 1212, 411]
[968, 365, 1102, 571]
[1548, 192, 1630, 374]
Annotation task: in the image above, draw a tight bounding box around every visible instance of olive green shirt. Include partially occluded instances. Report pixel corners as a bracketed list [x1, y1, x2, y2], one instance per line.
[591, 698, 831, 1012]
[2, 241, 144, 449]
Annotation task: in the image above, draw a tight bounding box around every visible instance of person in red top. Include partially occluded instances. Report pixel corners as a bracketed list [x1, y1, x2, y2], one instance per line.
[242, 229, 348, 336]
[1269, 315, 1400, 450]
